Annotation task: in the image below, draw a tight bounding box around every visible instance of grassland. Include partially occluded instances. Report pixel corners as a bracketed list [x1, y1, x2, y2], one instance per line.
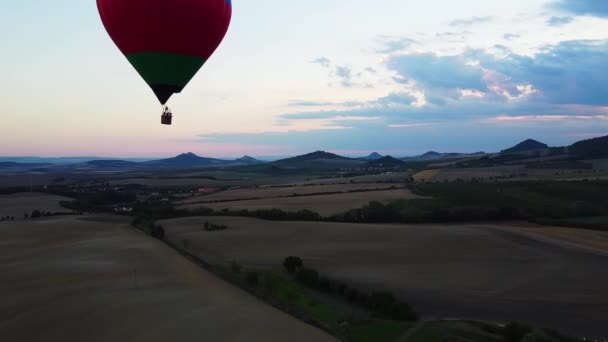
[160, 216, 608, 337]
[0, 192, 73, 219]
[179, 188, 421, 216]
[0, 216, 337, 342]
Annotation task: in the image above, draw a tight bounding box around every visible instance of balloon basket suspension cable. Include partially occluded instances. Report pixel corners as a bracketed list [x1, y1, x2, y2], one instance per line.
[161, 105, 173, 126]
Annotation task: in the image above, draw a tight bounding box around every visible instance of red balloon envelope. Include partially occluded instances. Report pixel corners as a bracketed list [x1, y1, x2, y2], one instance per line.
[97, 0, 232, 105]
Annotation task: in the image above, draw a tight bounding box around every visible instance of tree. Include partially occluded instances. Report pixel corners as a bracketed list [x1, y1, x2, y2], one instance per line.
[24, 213, 29, 220]
[31, 210, 42, 218]
[283, 256, 303, 274]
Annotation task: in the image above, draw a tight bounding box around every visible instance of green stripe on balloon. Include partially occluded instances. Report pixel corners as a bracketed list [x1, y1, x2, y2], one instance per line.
[126, 51, 206, 103]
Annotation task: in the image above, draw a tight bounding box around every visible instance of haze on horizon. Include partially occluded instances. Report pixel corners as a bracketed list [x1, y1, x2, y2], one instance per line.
[2, 0, 608, 158]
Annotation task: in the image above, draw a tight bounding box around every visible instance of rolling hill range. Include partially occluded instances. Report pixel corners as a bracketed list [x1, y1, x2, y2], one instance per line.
[1, 135, 606, 174]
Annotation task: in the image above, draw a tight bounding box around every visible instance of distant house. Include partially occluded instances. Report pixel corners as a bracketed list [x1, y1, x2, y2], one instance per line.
[114, 206, 133, 215]
[197, 187, 218, 194]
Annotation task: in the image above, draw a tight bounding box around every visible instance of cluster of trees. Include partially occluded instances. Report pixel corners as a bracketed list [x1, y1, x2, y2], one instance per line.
[204, 221, 228, 231]
[60, 191, 137, 213]
[186, 207, 323, 222]
[131, 216, 165, 240]
[0, 216, 15, 221]
[283, 256, 418, 321]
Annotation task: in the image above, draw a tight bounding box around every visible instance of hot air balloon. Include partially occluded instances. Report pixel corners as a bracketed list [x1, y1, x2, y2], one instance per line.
[97, 0, 232, 125]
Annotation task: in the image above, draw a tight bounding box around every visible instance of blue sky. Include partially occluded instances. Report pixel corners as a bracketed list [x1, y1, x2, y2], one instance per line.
[2, 0, 607, 157]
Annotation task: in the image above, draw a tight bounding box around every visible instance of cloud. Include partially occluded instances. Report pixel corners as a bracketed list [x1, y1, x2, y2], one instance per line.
[288, 100, 365, 107]
[376, 36, 415, 53]
[551, 0, 608, 17]
[503, 33, 521, 41]
[388, 53, 488, 93]
[288, 100, 334, 107]
[311, 58, 377, 88]
[449, 16, 494, 27]
[283, 39, 608, 123]
[335, 65, 354, 87]
[490, 115, 608, 122]
[468, 40, 608, 105]
[311, 57, 331, 67]
[547, 16, 574, 26]
[198, 40, 608, 154]
[388, 123, 437, 128]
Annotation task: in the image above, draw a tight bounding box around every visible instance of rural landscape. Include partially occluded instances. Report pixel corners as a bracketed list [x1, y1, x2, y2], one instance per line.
[5, 0, 608, 341]
[2, 135, 608, 342]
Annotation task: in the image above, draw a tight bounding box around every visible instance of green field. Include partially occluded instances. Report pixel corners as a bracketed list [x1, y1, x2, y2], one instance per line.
[334, 181, 608, 225]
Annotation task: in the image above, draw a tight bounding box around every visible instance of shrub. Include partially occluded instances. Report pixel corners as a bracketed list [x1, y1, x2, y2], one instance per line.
[369, 291, 396, 313]
[31, 210, 42, 218]
[504, 322, 533, 342]
[231, 261, 242, 274]
[296, 267, 319, 287]
[150, 224, 165, 239]
[345, 288, 360, 302]
[283, 256, 303, 274]
[390, 302, 418, 321]
[245, 271, 259, 287]
[318, 276, 331, 292]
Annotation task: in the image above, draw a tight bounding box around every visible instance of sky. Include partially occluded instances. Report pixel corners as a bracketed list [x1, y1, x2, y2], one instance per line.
[2, 0, 608, 158]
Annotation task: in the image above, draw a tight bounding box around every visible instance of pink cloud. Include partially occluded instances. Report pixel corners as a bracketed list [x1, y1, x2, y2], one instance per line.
[490, 115, 608, 122]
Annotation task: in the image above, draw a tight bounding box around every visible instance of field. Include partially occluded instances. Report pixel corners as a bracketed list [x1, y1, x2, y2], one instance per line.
[178, 183, 406, 204]
[160, 216, 608, 337]
[413, 166, 608, 183]
[0, 216, 337, 342]
[0, 192, 73, 219]
[179, 188, 421, 216]
[489, 223, 608, 255]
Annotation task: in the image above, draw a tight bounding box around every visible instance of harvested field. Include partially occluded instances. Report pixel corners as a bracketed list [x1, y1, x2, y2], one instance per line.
[0, 216, 337, 342]
[297, 172, 412, 185]
[412, 169, 440, 182]
[178, 183, 405, 204]
[109, 177, 243, 187]
[179, 188, 421, 216]
[0, 192, 72, 219]
[487, 223, 608, 256]
[161, 216, 608, 337]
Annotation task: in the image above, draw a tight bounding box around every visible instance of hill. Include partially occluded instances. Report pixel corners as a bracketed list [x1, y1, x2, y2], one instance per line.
[570, 135, 608, 158]
[144, 153, 227, 168]
[60, 160, 143, 171]
[360, 152, 384, 161]
[0, 162, 50, 169]
[270, 151, 366, 169]
[501, 139, 548, 154]
[235, 155, 265, 165]
[366, 156, 405, 168]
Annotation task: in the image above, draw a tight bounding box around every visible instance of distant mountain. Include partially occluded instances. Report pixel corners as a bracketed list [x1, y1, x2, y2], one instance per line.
[366, 156, 405, 167]
[271, 151, 366, 169]
[402, 151, 452, 161]
[144, 152, 227, 168]
[275, 151, 352, 163]
[0, 157, 151, 164]
[360, 152, 384, 161]
[0, 162, 50, 169]
[82, 160, 140, 168]
[235, 155, 265, 165]
[570, 135, 608, 158]
[501, 139, 548, 154]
